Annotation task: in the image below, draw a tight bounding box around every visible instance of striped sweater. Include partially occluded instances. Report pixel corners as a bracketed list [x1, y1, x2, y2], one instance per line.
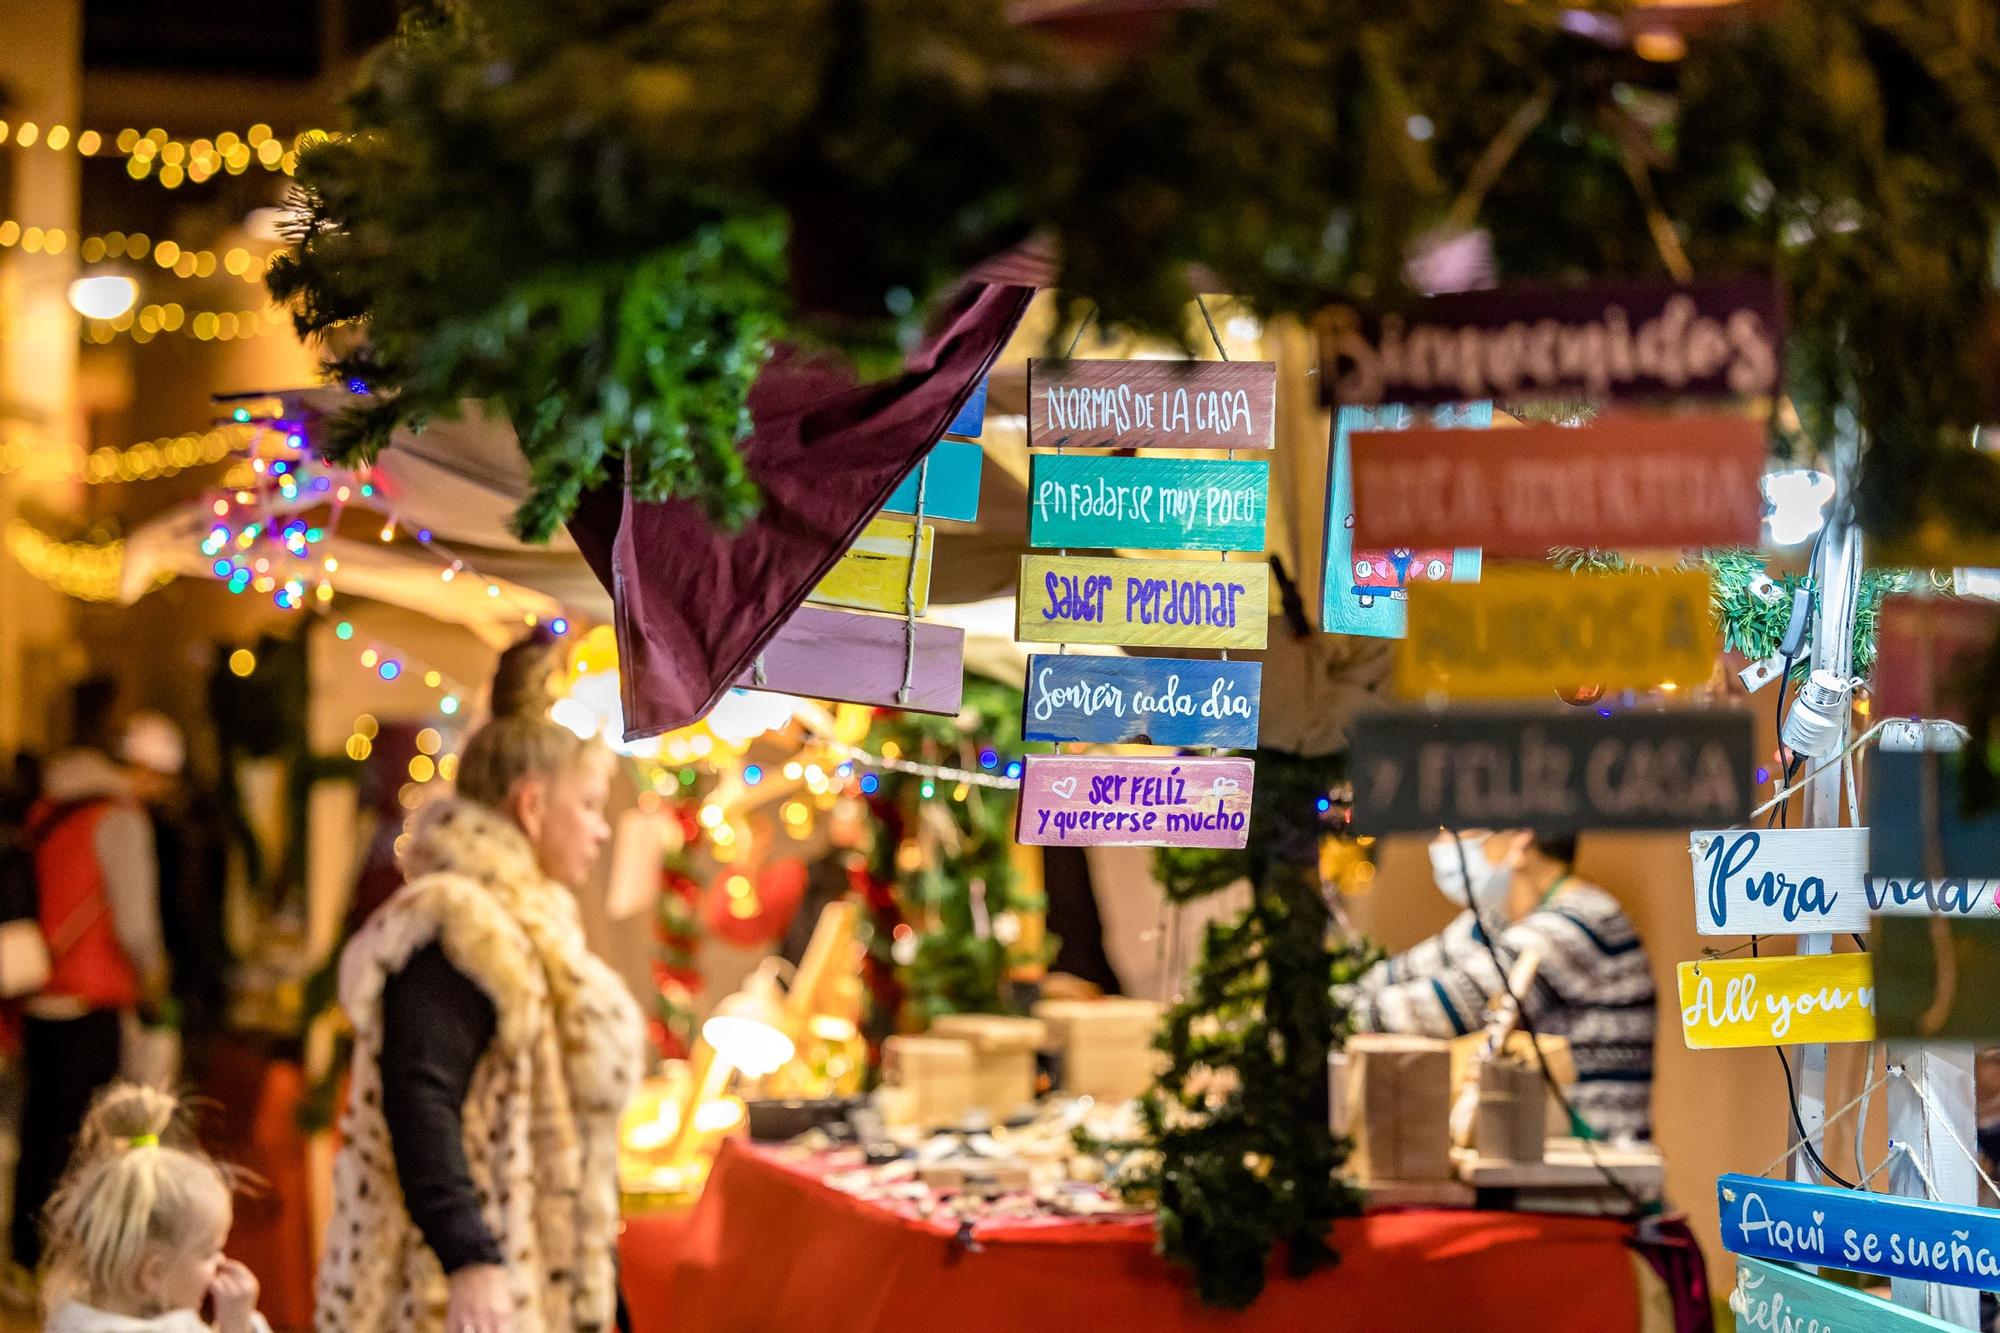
[1347, 879, 1657, 1143]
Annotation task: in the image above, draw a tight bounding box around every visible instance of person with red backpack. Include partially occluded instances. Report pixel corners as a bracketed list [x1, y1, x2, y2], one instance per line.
[11, 677, 165, 1276]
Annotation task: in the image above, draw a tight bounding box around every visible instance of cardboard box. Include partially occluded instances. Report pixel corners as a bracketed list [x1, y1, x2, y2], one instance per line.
[928, 1015, 1046, 1117]
[1343, 1034, 1453, 1183]
[882, 1035, 975, 1127]
[1033, 998, 1162, 1101]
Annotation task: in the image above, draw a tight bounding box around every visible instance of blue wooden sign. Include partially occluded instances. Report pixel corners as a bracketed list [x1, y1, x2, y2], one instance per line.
[1731, 1256, 1962, 1332]
[1719, 1172, 2000, 1288]
[1321, 402, 1487, 639]
[1022, 654, 1262, 748]
[1028, 455, 1268, 552]
[883, 440, 982, 523]
[945, 378, 988, 439]
[1869, 749, 2000, 882]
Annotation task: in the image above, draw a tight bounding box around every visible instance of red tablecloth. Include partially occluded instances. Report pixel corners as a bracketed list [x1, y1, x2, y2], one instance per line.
[620, 1140, 1650, 1333]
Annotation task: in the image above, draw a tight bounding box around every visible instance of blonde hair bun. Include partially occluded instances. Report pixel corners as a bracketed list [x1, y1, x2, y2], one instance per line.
[455, 627, 593, 809]
[486, 627, 565, 721]
[40, 1083, 232, 1312]
[76, 1083, 181, 1160]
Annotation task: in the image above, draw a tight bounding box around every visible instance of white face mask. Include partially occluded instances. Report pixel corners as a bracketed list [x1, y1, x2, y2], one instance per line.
[1428, 836, 1512, 914]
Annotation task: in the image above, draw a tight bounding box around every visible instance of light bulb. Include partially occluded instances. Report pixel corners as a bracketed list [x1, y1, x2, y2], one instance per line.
[1762, 469, 1835, 547]
[67, 272, 138, 320]
[1781, 669, 1856, 759]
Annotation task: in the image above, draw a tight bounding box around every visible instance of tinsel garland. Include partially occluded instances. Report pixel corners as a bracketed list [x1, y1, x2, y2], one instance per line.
[650, 850, 705, 1061]
[276, 0, 2000, 555]
[1094, 750, 1377, 1310]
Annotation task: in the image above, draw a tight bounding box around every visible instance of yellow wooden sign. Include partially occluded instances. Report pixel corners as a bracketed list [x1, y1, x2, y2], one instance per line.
[1398, 568, 1715, 699]
[1676, 952, 1875, 1050]
[1017, 554, 1268, 650]
[810, 518, 934, 615]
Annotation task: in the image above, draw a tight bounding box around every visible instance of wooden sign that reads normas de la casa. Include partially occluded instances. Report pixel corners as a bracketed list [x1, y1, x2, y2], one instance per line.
[1027, 359, 1276, 451]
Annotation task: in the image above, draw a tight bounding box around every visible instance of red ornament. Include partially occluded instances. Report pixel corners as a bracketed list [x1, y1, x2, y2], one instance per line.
[701, 857, 808, 947]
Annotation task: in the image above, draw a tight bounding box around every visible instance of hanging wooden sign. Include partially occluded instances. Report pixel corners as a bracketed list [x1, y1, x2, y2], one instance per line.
[1690, 827, 2000, 935]
[1872, 915, 2000, 1041]
[945, 377, 988, 440]
[1026, 359, 1276, 451]
[732, 606, 963, 715]
[1322, 402, 1489, 639]
[1315, 278, 1785, 407]
[1730, 1256, 1963, 1332]
[1868, 749, 2000, 882]
[1349, 707, 1756, 834]
[1022, 654, 1262, 748]
[1871, 597, 1999, 724]
[883, 441, 983, 524]
[1028, 454, 1269, 552]
[810, 517, 934, 615]
[1398, 568, 1716, 699]
[1016, 754, 1255, 849]
[1718, 1171, 2000, 1289]
[1017, 554, 1268, 650]
[1350, 415, 1768, 554]
[1676, 953, 1875, 1049]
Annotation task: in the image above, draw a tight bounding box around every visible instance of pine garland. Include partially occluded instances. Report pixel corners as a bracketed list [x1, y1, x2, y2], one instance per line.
[277, 1, 2000, 553]
[1097, 750, 1377, 1309]
[1549, 546, 1953, 676]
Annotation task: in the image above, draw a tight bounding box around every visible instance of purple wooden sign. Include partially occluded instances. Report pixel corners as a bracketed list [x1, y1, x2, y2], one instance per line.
[731, 605, 963, 715]
[1315, 278, 1785, 407]
[1016, 755, 1255, 849]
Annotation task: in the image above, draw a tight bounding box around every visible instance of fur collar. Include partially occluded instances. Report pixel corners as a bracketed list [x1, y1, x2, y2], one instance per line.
[400, 795, 544, 890]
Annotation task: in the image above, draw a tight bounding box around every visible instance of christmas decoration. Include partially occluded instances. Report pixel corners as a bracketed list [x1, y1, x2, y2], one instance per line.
[860, 678, 1048, 1024]
[1549, 546, 1953, 678]
[274, 0, 2000, 558]
[1095, 750, 1378, 1310]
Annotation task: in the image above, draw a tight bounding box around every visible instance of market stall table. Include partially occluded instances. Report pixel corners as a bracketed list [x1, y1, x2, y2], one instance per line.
[620, 1139, 1682, 1333]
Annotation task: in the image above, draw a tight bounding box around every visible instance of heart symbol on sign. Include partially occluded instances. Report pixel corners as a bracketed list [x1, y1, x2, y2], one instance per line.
[1210, 777, 1242, 797]
[1812, 1211, 1824, 1226]
[1049, 777, 1078, 800]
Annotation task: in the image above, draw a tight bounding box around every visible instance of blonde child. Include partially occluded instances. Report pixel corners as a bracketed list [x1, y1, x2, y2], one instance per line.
[38, 1083, 267, 1333]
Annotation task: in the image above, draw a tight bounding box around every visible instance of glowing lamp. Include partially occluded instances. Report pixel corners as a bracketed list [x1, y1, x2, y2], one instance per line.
[67, 272, 138, 320]
[700, 960, 796, 1077]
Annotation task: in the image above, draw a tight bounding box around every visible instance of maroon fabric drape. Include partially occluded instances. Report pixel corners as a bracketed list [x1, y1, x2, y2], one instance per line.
[569, 278, 1036, 737]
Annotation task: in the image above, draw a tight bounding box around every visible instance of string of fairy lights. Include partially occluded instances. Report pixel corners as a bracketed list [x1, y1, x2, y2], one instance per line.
[0, 118, 328, 187]
[0, 221, 272, 285]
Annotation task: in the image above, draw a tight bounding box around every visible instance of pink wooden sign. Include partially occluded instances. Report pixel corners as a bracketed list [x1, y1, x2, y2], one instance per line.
[1016, 755, 1255, 848]
[731, 605, 964, 715]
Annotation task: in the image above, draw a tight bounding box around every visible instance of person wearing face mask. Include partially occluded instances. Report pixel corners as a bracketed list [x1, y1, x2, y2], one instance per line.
[317, 632, 644, 1333]
[1344, 829, 1656, 1143]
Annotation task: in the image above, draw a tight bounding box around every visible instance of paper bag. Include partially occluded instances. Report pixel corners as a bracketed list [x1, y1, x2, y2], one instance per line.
[1343, 1034, 1452, 1182]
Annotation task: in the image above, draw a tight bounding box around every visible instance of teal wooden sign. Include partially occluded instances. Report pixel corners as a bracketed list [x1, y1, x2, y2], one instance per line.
[883, 440, 982, 523]
[1872, 913, 2000, 1040]
[1719, 1171, 2000, 1288]
[1731, 1256, 1960, 1331]
[1028, 455, 1268, 552]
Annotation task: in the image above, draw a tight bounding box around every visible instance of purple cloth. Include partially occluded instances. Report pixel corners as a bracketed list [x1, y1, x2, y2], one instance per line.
[1625, 1214, 1713, 1333]
[567, 277, 1035, 737]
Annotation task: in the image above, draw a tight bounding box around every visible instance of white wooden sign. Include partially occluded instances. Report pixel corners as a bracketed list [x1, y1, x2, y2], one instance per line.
[1690, 827, 2000, 936]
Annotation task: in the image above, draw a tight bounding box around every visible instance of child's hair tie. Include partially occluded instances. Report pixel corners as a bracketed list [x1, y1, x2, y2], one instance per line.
[126, 1133, 159, 1149]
